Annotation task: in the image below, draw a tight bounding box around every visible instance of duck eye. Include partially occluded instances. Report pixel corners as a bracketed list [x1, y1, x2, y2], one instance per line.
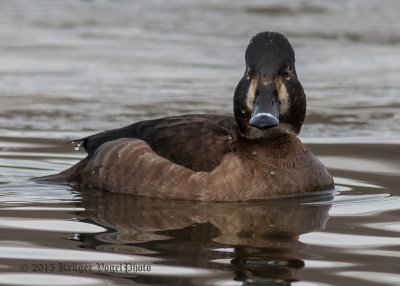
[246, 70, 251, 80]
[284, 71, 292, 80]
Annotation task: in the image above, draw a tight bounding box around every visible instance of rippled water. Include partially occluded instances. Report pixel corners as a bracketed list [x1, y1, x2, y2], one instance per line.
[1, 0, 400, 285]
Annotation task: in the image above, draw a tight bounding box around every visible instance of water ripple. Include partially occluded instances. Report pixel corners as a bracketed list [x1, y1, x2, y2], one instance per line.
[0, 273, 108, 286]
[0, 217, 105, 233]
[0, 244, 159, 262]
[299, 232, 400, 248]
[338, 271, 400, 286]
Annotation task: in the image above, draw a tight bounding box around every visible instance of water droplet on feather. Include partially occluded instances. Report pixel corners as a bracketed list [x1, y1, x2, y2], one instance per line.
[73, 140, 84, 151]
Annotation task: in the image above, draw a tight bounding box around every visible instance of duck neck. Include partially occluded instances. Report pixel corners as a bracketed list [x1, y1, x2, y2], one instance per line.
[235, 119, 297, 141]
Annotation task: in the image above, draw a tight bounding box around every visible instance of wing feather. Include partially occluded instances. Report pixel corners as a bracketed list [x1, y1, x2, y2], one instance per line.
[77, 114, 239, 172]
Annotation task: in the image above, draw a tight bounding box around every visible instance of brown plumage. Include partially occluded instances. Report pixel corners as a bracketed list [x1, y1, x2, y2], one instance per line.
[37, 31, 334, 201]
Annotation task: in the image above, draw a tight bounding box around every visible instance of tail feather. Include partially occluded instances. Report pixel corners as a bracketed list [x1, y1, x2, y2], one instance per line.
[32, 157, 89, 184]
[33, 173, 70, 184]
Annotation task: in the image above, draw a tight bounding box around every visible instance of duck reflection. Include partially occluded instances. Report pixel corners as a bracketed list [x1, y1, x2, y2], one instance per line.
[77, 188, 332, 284]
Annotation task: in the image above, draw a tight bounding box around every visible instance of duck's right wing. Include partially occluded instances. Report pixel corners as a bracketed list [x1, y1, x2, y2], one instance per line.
[76, 114, 239, 172]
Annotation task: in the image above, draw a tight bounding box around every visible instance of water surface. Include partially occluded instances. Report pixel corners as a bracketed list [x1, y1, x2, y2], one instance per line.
[1, 0, 400, 285]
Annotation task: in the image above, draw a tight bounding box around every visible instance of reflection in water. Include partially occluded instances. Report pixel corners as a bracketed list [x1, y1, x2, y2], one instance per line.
[1, 142, 399, 286]
[1, 0, 400, 284]
[78, 188, 332, 284]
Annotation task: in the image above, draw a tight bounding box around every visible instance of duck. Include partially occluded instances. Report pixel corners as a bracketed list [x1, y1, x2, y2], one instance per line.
[38, 31, 334, 201]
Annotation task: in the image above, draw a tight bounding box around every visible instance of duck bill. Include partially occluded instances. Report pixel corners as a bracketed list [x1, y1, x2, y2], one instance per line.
[249, 84, 280, 129]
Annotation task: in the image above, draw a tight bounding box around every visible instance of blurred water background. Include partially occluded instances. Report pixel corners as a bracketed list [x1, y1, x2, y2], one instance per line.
[0, 0, 400, 285]
[1, 0, 400, 140]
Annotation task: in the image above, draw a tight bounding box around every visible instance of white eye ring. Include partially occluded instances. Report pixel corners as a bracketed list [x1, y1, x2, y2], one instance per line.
[246, 69, 251, 80]
[284, 71, 292, 80]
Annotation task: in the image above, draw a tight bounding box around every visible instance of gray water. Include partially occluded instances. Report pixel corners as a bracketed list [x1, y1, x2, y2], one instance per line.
[1, 0, 400, 285]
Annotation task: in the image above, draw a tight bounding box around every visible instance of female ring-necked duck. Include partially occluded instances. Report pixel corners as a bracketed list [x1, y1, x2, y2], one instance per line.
[38, 31, 334, 201]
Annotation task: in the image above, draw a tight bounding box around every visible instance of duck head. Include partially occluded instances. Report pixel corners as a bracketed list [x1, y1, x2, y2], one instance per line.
[234, 31, 306, 138]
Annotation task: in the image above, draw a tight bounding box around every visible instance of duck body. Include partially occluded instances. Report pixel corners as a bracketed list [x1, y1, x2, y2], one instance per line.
[48, 114, 333, 201]
[39, 31, 334, 200]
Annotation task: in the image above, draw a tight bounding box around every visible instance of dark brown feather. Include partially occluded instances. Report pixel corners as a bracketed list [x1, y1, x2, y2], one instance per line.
[81, 114, 239, 172]
[45, 124, 334, 201]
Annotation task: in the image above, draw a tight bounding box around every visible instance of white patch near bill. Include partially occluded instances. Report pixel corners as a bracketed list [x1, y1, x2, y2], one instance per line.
[246, 78, 258, 110]
[276, 77, 290, 115]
